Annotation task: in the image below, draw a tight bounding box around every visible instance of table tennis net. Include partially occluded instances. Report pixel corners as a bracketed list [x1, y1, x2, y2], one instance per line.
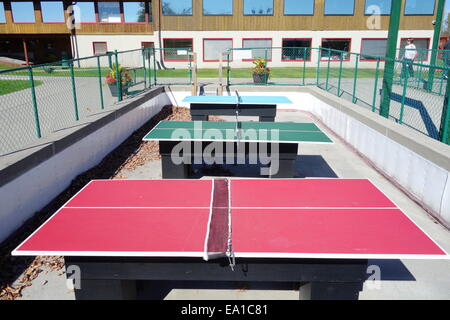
[203, 179, 234, 267]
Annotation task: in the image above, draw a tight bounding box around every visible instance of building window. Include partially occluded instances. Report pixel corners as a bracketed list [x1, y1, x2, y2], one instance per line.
[203, 39, 232, 62]
[73, 2, 96, 23]
[399, 38, 430, 61]
[364, 0, 391, 15]
[0, 2, 5, 23]
[98, 2, 121, 23]
[243, 0, 273, 16]
[124, 2, 146, 23]
[321, 39, 351, 60]
[93, 42, 108, 55]
[284, 0, 314, 15]
[203, 0, 232, 15]
[242, 39, 272, 60]
[282, 39, 312, 61]
[404, 0, 435, 15]
[163, 38, 193, 61]
[41, 1, 65, 23]
[360, 39, 388, 60]
[324, 0, 354, 15]
[11, 2, 35, 23]
[162, 0, 192, 15]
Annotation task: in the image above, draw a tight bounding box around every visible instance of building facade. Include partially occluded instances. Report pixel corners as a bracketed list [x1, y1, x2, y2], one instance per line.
[0, 0, 442, 67]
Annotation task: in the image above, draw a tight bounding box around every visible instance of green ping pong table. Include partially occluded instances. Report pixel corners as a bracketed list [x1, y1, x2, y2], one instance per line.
[144, 121, 333, 179]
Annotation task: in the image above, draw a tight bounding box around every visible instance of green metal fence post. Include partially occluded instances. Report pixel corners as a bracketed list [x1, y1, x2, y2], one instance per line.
[380, 0, 402, 118]
[69, 62, 79, 121]
[427, 0, 445, 91]
[114, 50, 122, 102]
[325, 48, 331, 91]
[439, 77, 450, 144]
[189, 49, 193, 85]
[337, 51, 344, 96]
[227, 53, 231, 86]
[264, 49, 268, 86]
[96, 56, 104, 110]
[148, 48, 152, 88]
[352, 54, 359, 103]
[399, 65, 409, 124]
[302, 48, 306, 86]
[153, 47, 157, 85]
[316, 47, 321, 86]
[142, 48, 147, 89]
[371, 58, 381, 112]
[28, 66, 41, 138]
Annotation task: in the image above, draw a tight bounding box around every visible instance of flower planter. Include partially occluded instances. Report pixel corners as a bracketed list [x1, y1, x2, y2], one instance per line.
[107, 82, 129, 97]
[252, 73, 269, 84]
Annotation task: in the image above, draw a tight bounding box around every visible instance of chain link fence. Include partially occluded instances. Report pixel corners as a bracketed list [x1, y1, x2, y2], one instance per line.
[0, 48, 155, 155]
[1, 46, 449, 155]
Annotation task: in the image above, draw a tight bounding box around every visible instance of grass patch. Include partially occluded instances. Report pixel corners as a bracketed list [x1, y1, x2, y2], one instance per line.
[0, 79, 43, 95]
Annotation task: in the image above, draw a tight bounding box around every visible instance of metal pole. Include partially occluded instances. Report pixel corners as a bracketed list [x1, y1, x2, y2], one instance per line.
[302, 48, 306, 86]
[352, 54, 359, 103]
[142, 48, 147, 89]
[325, 48, 331, 91]
[264, 49, 268, 85]
[316, 47, 321, 86]
[337, 51, 344, 96]
[399, 66, 409, 124]
[439, 77, 450, 144]
[114, 50, 122, 102]
[427, 0, 445, 90]
[371, 58, 381, 112]
[153, 47, 157, 85]
[69, 62, 79, 121]
[380, 0, 402, 118]
[97, 56, 104, 110]
[28, 66, 41, 138]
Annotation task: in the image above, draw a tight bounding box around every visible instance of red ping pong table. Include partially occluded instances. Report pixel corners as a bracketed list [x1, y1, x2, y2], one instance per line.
[13, 178, 448, 300]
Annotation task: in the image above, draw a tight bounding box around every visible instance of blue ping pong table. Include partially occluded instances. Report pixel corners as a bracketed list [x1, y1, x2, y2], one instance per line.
[183, 95, 293, 122]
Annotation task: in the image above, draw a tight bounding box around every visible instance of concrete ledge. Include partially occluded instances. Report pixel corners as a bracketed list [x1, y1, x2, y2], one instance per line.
[0, 87, 170, 243]
[306, 87, 450, 172]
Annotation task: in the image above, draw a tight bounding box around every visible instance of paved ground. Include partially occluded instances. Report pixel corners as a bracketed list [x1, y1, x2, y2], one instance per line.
[13, 110, 450, 300]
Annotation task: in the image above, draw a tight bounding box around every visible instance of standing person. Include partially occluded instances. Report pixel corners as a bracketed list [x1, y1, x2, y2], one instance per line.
[443, 39, 450, 80]
[401, 38, 418, 81]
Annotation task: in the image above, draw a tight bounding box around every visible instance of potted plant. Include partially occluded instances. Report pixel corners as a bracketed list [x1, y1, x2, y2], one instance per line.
[105, 63, 132, 97]
[252, 57, 270, 84]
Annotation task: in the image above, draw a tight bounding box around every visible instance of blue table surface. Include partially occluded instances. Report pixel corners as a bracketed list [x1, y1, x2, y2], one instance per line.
[182, 95, 293, 104]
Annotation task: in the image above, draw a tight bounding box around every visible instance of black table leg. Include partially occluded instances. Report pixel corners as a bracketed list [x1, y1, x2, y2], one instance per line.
[259, 116, 275, 122]
[161, 154, 189, 179]
[159, 141, 190, 179]
[269, 143, 298, 178]
[299, 281, 364, 300]
[74, 279, 137, 300]
[191, 114, 208, 121]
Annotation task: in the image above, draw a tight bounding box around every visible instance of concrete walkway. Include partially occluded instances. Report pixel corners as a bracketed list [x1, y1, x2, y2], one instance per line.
[14, 110, 450, 300]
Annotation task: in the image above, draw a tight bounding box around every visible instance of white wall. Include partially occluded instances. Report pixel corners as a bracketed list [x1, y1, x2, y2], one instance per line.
[74, 30, 435, 68]
[0, 92, 171, 244]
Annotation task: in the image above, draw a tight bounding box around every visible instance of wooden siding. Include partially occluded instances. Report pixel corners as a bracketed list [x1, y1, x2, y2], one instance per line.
[0, 1, 153, 34]
[153, 0, 438, 31]
[0, 0, 438, 35]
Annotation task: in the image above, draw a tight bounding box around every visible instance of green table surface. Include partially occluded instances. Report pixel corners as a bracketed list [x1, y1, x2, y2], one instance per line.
[144, 121, 333, 144]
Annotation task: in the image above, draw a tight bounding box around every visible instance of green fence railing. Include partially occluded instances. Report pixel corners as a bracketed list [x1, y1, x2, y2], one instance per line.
[1, 46, 449, 155]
